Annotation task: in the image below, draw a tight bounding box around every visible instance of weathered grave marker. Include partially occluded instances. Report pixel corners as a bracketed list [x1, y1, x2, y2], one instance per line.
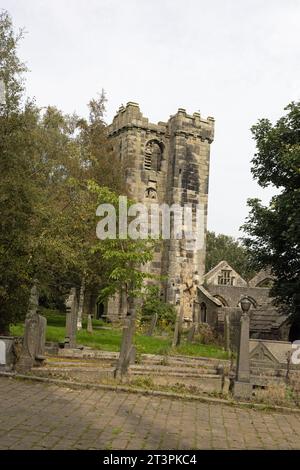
[146, 312, 158, 336]
[16, 283, 47, 373]
[87, 314, 93, 334]
[187, 324, 196, 343]
[64, 288, 78, 348]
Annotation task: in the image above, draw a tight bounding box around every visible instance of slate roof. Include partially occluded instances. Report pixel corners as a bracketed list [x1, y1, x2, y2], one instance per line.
[250, 307, 289, 333]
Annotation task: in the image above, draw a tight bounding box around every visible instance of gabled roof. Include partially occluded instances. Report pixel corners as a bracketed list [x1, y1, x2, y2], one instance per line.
[248, 268, 275, 288]
[204, 260, 247, 286]
[197, 285, 223, 306]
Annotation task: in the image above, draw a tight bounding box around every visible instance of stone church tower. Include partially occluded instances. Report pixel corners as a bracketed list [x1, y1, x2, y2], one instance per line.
[107, 102, 214, 321]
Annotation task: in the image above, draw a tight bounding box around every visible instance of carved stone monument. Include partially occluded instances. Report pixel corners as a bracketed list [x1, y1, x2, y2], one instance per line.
[234, 297, 253, 399]
[16, 283, 47, 373]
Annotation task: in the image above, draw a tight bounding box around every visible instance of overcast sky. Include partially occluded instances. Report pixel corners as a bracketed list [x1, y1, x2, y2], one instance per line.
[2, 0, 300, 238]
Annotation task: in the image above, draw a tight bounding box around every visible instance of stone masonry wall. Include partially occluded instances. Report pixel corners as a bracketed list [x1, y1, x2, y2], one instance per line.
[107, 103, 214, 321]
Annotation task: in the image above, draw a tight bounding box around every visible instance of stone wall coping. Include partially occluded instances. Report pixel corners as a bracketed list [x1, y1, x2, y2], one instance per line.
[1, 371, 300, 414]
[249, 338, 292, 346]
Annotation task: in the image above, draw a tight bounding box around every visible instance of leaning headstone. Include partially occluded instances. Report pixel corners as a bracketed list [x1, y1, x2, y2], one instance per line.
[16, 283, 47, 373]
[115, 318, 130, 377]
[129, 345, 136, 365]
[146, 312, 158, 336]
[115, 297, 136, 377]
[64, 288, 78, 349]
[187, 324, 196, 343]
[87, 314, 93, 334]
[172, 304, 183, 347]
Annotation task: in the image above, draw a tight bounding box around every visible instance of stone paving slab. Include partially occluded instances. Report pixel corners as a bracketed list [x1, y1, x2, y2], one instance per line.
[0, 377, 300, 450]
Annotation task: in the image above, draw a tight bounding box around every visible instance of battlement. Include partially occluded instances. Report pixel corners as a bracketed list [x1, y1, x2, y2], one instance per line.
[108, 102, 214, 141]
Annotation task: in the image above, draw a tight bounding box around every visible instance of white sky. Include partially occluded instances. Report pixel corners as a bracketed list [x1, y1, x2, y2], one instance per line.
[2, 0, 300, 238]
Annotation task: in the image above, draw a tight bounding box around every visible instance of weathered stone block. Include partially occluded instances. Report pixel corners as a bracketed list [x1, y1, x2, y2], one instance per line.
[233, 381, 253, 400]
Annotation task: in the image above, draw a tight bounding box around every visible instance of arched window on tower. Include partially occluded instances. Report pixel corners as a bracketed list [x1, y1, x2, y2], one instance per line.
[144, 140, 163, 171]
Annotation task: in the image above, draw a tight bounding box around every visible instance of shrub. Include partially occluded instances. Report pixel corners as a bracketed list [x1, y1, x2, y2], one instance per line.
[139, 285, 176, 329]
[194, 324, 218, 345]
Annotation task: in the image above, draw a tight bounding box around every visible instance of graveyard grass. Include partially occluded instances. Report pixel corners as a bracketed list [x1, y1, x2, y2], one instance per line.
[10, 309, 229, 360]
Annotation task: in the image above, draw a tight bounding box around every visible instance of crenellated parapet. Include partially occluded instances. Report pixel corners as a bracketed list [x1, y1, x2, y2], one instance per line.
[108, 102, 214, 143]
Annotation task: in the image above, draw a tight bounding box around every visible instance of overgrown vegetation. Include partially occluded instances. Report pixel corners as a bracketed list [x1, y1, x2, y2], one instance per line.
[0, 11, 155, 333]
[139, 285, 176, 331]
[10, 309, 229, 359]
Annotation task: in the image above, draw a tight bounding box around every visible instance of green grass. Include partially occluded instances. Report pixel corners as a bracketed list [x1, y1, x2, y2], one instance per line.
[10, 308, 229, 360]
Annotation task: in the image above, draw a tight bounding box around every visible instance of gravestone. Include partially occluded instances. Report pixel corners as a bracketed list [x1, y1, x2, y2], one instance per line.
[16, 283, 47, 373]
[187, 324, 196, 343]
[114, 297, 136, 377]
[172, 303, 183, 347]
[36, 315, 47, 361]
[146, 312, 158, 336]
[234, 299, 253, 399]
[87, 314, 93, 334]
[77, 278, 85, 330]
[64, 288, 78, 349]
[224, 312, 231, 353]
[129, 345, 136, 365]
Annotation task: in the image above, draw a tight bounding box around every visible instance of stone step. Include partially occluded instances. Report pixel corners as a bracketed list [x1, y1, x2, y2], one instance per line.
[250, 367, 287, 377]
[251, 375, 286, 387]
[131, 364, 219, 376]
[140, 353, 229, 369]
[54, 348, 229, 371]
[44, 360, 219, 376]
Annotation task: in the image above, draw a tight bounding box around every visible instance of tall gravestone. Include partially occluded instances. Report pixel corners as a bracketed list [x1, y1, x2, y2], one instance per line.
[146, 312, 158, 336]
[224, 311, 231, 353]
[172, 303, 183, 347]
[234, 298, 253, 399]
[16, 283, 47, 373]
[77, 278, 85, 330]
[64, 288, 78, 349]
[187, 324, 196, 343]
[114, 297, 136, 378]
[87, 314, 93, 334]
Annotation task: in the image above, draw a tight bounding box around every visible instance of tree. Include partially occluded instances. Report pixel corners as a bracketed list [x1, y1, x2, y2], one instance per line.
[242, 102, 300, 319]
[205, 231, 255, 280]
[0, 12, 33, 333]
[90, 183, 156, 306]
[0, 11, 126, 333]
